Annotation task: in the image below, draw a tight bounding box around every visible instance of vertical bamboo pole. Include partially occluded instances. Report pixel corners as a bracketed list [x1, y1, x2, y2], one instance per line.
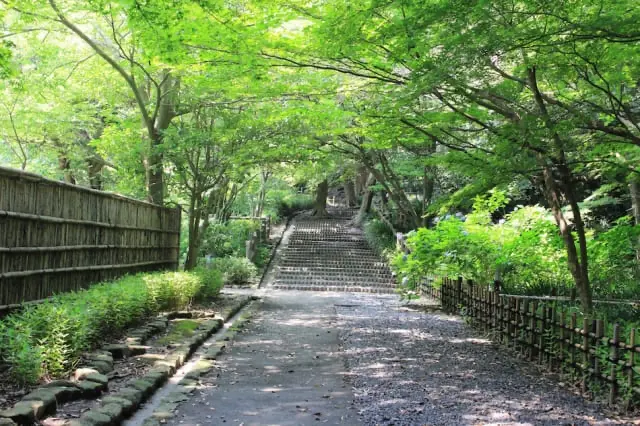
[609, 324, 620, 406]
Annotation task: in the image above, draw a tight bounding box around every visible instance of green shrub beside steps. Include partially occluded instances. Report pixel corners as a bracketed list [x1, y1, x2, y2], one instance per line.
[0, 269, 223, 385]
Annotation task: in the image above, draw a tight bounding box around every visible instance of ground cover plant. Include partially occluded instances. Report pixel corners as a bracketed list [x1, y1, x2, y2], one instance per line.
[0, 269, 222, 385]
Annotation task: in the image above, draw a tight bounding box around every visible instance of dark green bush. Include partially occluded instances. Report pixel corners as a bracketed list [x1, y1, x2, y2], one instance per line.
[210, 256, 258, 285]
[0, 270, 222, 385]
[364, 218, 396, 256]
[274, 193, 314, 219]
[253, 244, 271, 268]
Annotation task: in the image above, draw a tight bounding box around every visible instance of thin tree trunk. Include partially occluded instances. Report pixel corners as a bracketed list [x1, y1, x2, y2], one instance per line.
[421, 166, 435, 226]
[87, 158, 103, 190]
[255, 171, 270, 217]
[355, 174, 375, 226]
[58, 156, 76, 184]
[345, 180, 357, 207]
[529, 67, 593, 313]
[147, 136, 164, 205]
[541, 163, 593, 313]
[630, 178, 640, 264]
[312, 179, 329, 217]
[184, 191, 201, 271]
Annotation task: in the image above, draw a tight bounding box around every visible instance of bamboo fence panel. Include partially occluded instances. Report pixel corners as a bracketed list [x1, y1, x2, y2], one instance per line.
[0, 166, 181, 309]
[426, 276, 640, 409]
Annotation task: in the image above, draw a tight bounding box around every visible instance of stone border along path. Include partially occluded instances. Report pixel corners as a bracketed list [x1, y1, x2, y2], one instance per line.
[0, 295, 253, 426]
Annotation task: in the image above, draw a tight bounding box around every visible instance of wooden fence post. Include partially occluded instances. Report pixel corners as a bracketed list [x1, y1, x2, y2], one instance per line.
[627, 329, 636, 410]
[609, 323, 620, 406]
[582, 318, 590, 393]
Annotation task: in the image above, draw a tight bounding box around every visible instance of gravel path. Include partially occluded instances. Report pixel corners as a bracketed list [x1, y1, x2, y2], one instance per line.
[337, 295, 633, 426]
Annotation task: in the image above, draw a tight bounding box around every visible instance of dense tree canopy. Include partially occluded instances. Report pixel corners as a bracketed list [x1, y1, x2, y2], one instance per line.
[1, 0, 639, 312]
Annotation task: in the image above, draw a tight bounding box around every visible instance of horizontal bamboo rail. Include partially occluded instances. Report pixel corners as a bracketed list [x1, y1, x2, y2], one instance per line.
[0, 166, 181, 309]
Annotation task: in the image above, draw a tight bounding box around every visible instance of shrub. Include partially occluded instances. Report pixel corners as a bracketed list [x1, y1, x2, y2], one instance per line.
[0, 270, 218, 385]
[274, 193, 314, 219]
[202, 220, 260, 258]
[193, 267, 224, 300]
[364, 218, 396, 257]
[253, 244, 271, 268]
[210, 256, 258, 285]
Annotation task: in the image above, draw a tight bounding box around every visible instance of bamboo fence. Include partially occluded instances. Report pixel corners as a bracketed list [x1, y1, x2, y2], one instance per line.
[426, 277, 640, 408]
[0, 166, 181, 310]
[396, 233, 639, 408]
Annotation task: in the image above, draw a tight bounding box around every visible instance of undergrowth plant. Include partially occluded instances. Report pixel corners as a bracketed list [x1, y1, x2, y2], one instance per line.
[0, 269, 222, 385]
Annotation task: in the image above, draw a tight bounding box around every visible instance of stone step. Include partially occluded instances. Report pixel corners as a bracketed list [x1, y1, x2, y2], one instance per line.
[277, 266, 393, 275]
[272, 209, 396, 295]
[272, 284, 395, 294]
[276, 271, 394, 280]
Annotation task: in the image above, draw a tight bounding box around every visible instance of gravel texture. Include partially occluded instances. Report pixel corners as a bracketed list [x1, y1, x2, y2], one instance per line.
[336, 294, 634, 426]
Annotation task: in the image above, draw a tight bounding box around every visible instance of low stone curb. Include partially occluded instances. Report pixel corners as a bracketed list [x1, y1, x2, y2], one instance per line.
[0, 296, 253, 426]
[64, 296, 254, 426]
[141, 305, 260, 426]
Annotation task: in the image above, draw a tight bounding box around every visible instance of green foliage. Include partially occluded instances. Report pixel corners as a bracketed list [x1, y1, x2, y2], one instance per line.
[157, 319, 200, 346]
[193, 267, 224, 301]
[202, 220, 260, 258]
[0, 270, 222, 384]
[253, 244, 272, 268]
[363, 218, 396, 257]
[273, 193, 314, 221]
[393, 190, 639, 301]
[589, 217, 640, 299]
[209, 257, 258, 286]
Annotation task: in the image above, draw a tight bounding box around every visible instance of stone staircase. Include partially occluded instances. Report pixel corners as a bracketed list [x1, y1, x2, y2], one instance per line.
[271, 209, 397, 294]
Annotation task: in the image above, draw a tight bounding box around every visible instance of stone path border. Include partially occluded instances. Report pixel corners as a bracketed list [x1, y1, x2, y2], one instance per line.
[137, 304, 260, 426]
[0, 296, 253, 426]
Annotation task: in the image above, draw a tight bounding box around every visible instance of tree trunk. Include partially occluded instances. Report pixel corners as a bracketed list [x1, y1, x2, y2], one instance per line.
[355, 174, 375, 226]
[147, 138, 164, 205]
[528, 67, 592, 313]
[630, 177, 640, 264]
[311, 179, 329, 217]
[255, 171, 270, 217]
[87, 157, 104, 190]
[541, 163, 593, 313]
[355, 165, 368, 195]
[631, 178, 640, 225]
[58, 156, 76, 184]
[345, 180, 357, 207]
[421, 166, 435, 226]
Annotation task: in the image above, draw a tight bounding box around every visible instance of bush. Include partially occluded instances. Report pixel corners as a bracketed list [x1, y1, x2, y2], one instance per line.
[210, 256, 258, 285]
[193, 267, 224, 300]
[364, 218, 396, 256]
[0, 270, 220, 385]
[202, 220, 260, 258]
[253, 244, 271, 268]
[274, 193, 314, 219]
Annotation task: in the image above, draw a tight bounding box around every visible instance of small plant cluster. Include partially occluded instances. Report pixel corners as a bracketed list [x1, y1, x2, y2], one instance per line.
[273, 193, 314, 220]
[209, 257, 258, 285]
[0, 269, 222, 385]
[363, 218, 396, 257]
[202, 220, 261, 258]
